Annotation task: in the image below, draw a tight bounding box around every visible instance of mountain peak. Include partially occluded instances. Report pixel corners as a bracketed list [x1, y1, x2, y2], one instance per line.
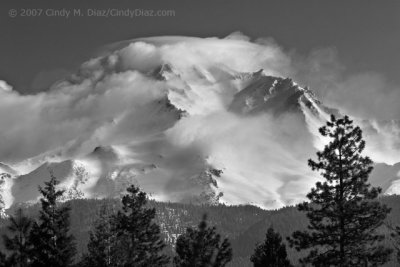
[150, 63, 178, 81]
[229, 73, 319, 116]
[90, 146, 119, 162]
[234, 69, 264, 80]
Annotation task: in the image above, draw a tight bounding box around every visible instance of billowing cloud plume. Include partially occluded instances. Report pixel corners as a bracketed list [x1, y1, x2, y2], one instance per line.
[0, 35, 294, 162]
[0, 33, 399, 209]
[167, 111, 318, 207]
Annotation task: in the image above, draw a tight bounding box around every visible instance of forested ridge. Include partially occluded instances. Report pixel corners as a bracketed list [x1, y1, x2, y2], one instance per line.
[1, 195, 399, 266]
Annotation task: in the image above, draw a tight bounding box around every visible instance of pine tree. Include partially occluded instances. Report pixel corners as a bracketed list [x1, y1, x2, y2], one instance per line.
[2, 208, 32, 267]
[174, 214, 233, 267]
[80, 202, 118, 267]
[250, 226, 293, 267]
[288, 115, 392, 266]
[29, 173, 76, 267]
[113, 185, 170, 267]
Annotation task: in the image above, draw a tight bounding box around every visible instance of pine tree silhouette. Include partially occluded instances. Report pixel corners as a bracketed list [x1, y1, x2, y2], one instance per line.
[288, 115, 392, 266]
[174, 214, 232, 267]
[113, 185, 169, 267]
[29, 173, 76, 267]
[251, 226, 292, 267]
[2, 208, 32, 267]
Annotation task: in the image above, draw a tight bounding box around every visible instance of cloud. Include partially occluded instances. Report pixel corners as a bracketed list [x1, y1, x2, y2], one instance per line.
[291, 47, 344, 96]
[0, 32, 399, 208]
[30, 69, 71, 93]
[0, 70, 168, 163]
[325, 73, 400, 121]
[134, 35, 292, 76]
[289, 46, 400, 165]
[0, 80, 13, 92]
[117, 42, 162, 72]
[291, 46, 400, 121]
[166, 111, 318, 208]
[225, 31, 251, 42]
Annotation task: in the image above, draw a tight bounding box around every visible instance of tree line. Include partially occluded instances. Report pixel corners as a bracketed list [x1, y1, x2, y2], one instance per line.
[0, 174, 236, 267]
[1, 115, 400, 266]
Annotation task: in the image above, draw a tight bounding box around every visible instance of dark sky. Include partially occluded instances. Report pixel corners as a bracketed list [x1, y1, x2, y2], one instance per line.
[1, 0, 399, 94]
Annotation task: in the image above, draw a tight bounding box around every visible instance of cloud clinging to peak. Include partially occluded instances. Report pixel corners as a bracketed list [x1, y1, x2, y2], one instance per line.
[0, 33, 399, 208]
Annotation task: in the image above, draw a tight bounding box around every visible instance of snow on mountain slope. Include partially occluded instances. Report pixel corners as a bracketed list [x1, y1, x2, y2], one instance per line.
[1, 35, 400, 209]
[369, 162, 400, 194]
[0, 163, 17, 176]
[229, 74, 326, 117]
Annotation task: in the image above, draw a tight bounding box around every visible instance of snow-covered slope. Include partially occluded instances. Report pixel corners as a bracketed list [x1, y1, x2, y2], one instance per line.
[1, 36, 399, 209]
[0, 163, 17, 176]
[230, 75, 318, 116]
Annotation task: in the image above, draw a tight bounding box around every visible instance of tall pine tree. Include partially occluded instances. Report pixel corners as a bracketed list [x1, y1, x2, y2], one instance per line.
[29, 173, 76, 267]
[80, 202, 118, 267]
[2, 208, 32, 267]
[113, 185, 169, 267]
[288, 115, 392, 266]
[251, 226, 292, 267]
[174, 214, 232, 267]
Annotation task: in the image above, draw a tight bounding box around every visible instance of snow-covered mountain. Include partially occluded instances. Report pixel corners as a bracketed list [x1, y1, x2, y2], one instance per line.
[0, 36, 399, 210]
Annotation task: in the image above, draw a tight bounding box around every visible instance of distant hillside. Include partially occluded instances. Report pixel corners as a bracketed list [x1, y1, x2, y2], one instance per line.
[2, 195, 400, 266]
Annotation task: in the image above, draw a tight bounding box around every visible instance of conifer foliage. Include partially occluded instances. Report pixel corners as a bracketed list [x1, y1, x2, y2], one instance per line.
[250, 226, 292, 267]
[29, 173, 76, 267]
[80, 203, 118, 267]
[289, 115, 392, 266]
[174, 214, 233, 267]
[389, 225, 400, 265]
[2, 208, 32, 267]
[113, 185, 170, 267]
